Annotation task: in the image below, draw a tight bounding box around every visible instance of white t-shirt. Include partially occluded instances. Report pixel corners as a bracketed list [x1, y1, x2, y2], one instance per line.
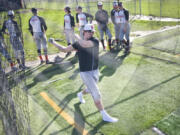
[78, 13, 87, 27]
[64, 14, 71, 29]
[30, 16, 42, 32]
[114, 10, 126, 24]
[119, 10, 126, 23]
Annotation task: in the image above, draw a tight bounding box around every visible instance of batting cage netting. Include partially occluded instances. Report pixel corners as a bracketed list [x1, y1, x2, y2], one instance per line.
[0, 0, 180, 135]
[0, 11, 30, 135]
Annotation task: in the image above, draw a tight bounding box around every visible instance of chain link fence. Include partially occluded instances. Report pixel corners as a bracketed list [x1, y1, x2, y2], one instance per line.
[0, 12, 30, 135]
[22, 0, 180, 18]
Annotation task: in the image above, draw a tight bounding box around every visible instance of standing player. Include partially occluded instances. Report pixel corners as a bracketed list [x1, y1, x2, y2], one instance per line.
[111, 1, 120, 45]
[64, 6, 75, 57]
[29, 8, 50, 64]
[48, 24, 118, 123]
[76, 6, 93, 39]
[95, 1, 112, 51]
[2, 10, 26, 70]
[118, 2, 131, 53]
[0, 31, 17, 71]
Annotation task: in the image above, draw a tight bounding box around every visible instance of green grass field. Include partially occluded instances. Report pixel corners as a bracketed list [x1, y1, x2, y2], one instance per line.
[155, 108, 180, 135]
[23, 27, 180, 135]
[1, 0, 180, 134]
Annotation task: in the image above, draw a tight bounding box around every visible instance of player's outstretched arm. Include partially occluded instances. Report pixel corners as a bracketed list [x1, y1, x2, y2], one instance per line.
[48, 38, 74, 53]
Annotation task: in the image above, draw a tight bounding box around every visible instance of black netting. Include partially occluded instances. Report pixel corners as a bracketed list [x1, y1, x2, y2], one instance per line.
[0, 11, 30, 135]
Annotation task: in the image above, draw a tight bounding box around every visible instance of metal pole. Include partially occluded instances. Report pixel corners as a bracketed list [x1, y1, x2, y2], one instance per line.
[160, 0, 162, 18]
[86, 0, 90, 13]
[134, 0, 136, 15]
[139, 0, 141, 16]
[76, 0, 78, 5]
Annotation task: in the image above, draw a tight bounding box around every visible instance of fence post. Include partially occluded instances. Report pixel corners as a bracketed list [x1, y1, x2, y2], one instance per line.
[86, 0, 90, 13]
[139, 0, 141, 16]
[160, 0, 162, 18]
[76, 0, 78, 5]
[134, 0, 136, 15]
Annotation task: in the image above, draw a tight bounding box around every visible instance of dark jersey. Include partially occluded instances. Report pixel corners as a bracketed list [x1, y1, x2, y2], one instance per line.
[95, 9, 109, 24]
[72, 37, 99, 72]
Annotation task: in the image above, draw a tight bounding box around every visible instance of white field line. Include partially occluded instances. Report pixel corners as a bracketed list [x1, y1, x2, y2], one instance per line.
[131, 25, 180, 42]
[152, 127, 166, 135]
[130, 15, 180, 22]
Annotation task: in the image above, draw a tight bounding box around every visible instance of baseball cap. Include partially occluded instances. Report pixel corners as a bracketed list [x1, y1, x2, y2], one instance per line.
[8, 10, 14, 16]
[65, 6, 71, 12]
[76, 6, 82, 10]
[84, 24, 95, 32]
[118, 2, 122, 6]
[31, 8, 37, 13]
[113, 1, 118, 6]
[97, 1, 103, 6]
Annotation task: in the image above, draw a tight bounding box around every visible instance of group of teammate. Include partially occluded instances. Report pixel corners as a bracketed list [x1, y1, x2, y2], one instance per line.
[0, 1, 130, 72]
[63, 1, 130, 53]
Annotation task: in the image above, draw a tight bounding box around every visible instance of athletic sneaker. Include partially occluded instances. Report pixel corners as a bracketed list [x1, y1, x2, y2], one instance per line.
[102, 112, 118, 123]
[19, 64, 24, 69]
[40, 60, 45, 65]
[11, 66, 17, 72]
[77, 92, 85, 104]
[46, 60, 52, 64]
[22, 65, 28, 70]
[65, 52, 71, 57]
[19, 64, 28, 70]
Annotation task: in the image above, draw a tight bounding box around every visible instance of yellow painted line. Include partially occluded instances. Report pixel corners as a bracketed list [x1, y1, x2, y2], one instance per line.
[40, 92, 89, 135]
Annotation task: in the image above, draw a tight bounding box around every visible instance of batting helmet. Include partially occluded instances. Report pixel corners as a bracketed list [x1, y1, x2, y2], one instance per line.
[118, 2, 123, 7]
[31, 8, 37, 13]
[76, 6, 82, 10]
[65, 6, 71, 13]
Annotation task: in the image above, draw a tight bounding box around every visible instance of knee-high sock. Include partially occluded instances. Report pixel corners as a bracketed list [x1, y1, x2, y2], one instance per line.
[101, 39, 105, 49]
[108, 39, 112, 49]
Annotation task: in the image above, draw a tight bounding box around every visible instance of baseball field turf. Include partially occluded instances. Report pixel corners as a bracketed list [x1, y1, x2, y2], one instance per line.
[0, 0, 180, 134]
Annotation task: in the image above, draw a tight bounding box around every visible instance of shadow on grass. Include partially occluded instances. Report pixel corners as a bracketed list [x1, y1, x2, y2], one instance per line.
[72, 98, 107, 135]
[69, 68, 79, 80]
[39, 84, 83, 135]
[99, 51, 129, 82]
[87, 121, 106, 135]
[85, 73, 180, 118]
[7, 70, 27, 90]
[132, 51, 180, 66]
[71, 102, 85, 135]
[26, 62, 75, 90]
